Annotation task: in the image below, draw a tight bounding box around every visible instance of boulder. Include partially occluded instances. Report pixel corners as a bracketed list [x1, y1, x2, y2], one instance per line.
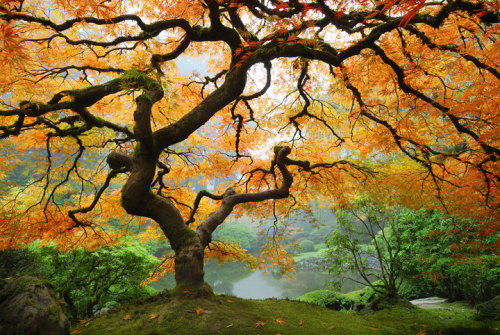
[0, 275, 69, 335]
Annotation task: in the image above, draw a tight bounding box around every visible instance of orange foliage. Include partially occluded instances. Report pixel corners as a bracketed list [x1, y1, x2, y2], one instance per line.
[0, 0, 497, 282]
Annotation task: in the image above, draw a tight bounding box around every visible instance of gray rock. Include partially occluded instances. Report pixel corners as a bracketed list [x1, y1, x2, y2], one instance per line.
[0, 275, 69, 335]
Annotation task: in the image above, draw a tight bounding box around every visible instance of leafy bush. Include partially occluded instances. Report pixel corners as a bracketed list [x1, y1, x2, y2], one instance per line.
[299, 239, 315, 252]
[398, 278, 433, 300]
[295, 290, 355, 310]
[395, 209, 500, 304]
[0, 242, 159, 320]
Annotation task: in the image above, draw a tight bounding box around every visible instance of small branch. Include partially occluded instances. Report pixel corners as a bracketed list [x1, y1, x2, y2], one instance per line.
[68, 167, 127, 228]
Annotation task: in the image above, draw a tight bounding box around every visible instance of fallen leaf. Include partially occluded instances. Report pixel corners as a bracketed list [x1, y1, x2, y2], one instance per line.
[227, 299, 234, 303]
[255, 321, 265, 328]
[369, 327, 378, 331]
[196, 307, 205, 315]
[299, 320, 305, 326]
[183, 289, 192, 298]
[275, 318, 286, 325]
[78, 320, 87, 324]
[71, 330, 83, 334]
[148, 313, 158, 320]
[123, 314, 131, 320]
[57, 299, 66, 305]
[329, 325, 336, 330]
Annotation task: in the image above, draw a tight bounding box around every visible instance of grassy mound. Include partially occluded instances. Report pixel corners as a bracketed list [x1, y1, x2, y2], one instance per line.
[72, 293, 499, 335]
[294, 290, 356, 310]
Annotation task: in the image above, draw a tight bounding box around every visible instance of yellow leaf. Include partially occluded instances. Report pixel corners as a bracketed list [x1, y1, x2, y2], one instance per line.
[148, 313, 158, 320]
[123, 314, 131, 320]
[255, 321, 265, 328]
[196, 307, 205, 315]
[227, 299, 234, 303]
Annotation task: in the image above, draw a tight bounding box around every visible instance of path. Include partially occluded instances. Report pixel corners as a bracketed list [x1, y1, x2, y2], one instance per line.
[410, 297, 448, 309]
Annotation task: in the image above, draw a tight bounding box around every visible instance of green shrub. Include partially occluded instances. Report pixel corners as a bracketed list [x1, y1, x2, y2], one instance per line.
[314, 243, 327, 251]
[395, 209, 500, 304]
[299, 239, 315, 252]
[295, 290, 355, 310]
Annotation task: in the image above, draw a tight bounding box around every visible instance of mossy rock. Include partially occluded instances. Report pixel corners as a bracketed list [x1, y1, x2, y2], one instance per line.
[346, 285, 377, 304]
[294, 290, 355, 310]
[0, 275, 69, 335]
[369, 294, 415, 311]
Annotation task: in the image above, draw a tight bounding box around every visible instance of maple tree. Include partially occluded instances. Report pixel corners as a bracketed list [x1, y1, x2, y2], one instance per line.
[0, 0, 498, 293]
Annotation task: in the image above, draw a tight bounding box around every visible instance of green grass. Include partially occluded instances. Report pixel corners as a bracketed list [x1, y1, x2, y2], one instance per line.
[72, 293, 500, 335]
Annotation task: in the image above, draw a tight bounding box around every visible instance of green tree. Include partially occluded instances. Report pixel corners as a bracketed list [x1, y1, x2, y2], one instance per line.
[326, 197, 403, 299]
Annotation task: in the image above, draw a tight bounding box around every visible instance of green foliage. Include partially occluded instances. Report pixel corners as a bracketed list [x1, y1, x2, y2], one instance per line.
[217, 224, 258, 251]
[326, 200, 499, 305]
[394, 209, 500, 304]
[475, 295, 500, 321]
[299, 239, 315, 252]
[294, 290, 355, 310]
[325, 197, 403, 298]
[2, 242, 159, 320]
[313, 243, 327, 251]
[0, 248, 39, 277]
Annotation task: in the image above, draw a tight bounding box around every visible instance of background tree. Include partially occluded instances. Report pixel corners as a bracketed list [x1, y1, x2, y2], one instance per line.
[326, 197, 403, 298]
[0, 0, 498, 293]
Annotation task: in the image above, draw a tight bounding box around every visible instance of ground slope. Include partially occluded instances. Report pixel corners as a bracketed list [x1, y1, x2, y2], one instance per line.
[71, 294, 499, 335]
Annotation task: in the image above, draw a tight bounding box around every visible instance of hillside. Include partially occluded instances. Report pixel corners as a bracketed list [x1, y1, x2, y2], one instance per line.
[71, 293, 498, 335]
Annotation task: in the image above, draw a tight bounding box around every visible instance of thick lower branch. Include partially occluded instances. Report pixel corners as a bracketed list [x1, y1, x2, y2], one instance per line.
[197, 146, 292, 246]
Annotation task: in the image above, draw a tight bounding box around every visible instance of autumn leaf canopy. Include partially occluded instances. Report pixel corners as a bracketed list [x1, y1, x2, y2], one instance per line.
[0, 0, 498, 255]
